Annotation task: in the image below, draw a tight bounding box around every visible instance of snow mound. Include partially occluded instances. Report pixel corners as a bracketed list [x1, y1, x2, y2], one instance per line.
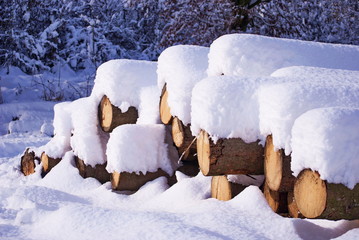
[157, 45, 209, 124]
[91, 59, 158, 112]
[258, 70, 359, 154]
[208, 34, 359, 77]
[291, 107, 359, 189]
[106, 124, 177, 175]
[191, 75, 271, 143]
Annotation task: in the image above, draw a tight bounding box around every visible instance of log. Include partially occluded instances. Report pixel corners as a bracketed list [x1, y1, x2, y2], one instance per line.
[41, 152, 61, 173]
[294, 169, 359, 220]
[111, 169, 168, 191]
[197, 130, 264, 176]
[20, 148, 36, 176]
[172, 116, 197, 161]
[264, 135, 295, 192]
[75, 156, 110, 184]
[287, 191, 303, 218]
[263, 182, 288, 213]
[98, 95, 138, 132]
[159, 84, 172, 125]
[211, 175, 246, 201]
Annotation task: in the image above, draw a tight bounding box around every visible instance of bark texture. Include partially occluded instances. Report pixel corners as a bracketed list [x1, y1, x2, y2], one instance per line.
[75, 156, 110, 184]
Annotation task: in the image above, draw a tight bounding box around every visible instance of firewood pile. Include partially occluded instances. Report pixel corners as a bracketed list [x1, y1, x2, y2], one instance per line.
[20, 35, 359, 221]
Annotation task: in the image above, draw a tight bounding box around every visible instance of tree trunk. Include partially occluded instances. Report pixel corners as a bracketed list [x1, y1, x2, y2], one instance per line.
[41, 152, 61, 174]
[197, 130, 264, 176]
[211, 175, 246, 201]
[263, 182, 288, 214]
[159, 84, 172, 125]
[98, 95, 138, 132]
[21, 148, 36, 176]
[111, 169, 169, 191]
[264, 135, 295, 192]
[294, 169, 359, 220]
[172, 116, 197, 161]
[75, 156, 110, 184]
[287, 191, 303, 218]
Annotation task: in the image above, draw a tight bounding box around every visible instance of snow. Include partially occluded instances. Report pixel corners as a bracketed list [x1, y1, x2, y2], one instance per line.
[91, 59, 158, 112]
[157, 45, 209, 125]
[258, 69, 359, 154]
[208, 34, 359, 77]
[191, 75, 269, 143]
[291, 107, 359, 189]
[106, 124, 177, 175]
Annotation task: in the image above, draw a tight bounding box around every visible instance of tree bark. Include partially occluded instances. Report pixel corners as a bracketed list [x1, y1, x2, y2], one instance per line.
[41, 152, 61, 174]
[211, 175, 246, 201]
[75, 156, 110, 184]
[294, 169, 359, 220]
[21, 148, 36, 176]
[172, 116, 197, 161]
[264, 135, 295, 192]
[197, 130, 264, 176]
[159, 84, 172, 125]
[263, 182, 288, 214]
[111, 169, 169, 191]
[98, 95, 138, 132]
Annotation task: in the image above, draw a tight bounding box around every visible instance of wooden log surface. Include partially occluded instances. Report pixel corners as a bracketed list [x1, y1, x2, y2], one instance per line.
[75, 156, 110, 184]
[98, 95, 138, 132]
[159, 84, 172, 125]
[111, 169, 168, 191]
[21, 148, 36, 176]
[41, 152, 61, 173]
[172, 117, 197, 161]
[197, 130, 264, 176]
[264, 135, 295, 192]
[211, 175, 246, 201]
[287, 191, 303, 218]
[294, 169, 359, 220]
[263, 182, 288, 214]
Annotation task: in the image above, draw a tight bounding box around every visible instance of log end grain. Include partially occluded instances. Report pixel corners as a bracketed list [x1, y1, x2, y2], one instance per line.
[294, 169, 327, 218]
[197, 130, 211, 175]
[41, 152, 61, 173]
[159, 85, 172, 125]
[211, 175, 246, 201]
[21, 148, 36, 176]
[264, 135, 283, 191]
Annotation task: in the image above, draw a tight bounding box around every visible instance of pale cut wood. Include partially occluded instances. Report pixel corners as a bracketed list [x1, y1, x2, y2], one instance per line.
[264, 135, 295, 192]
[172, 117, 197, 161]
[75, 156, 110, 184]
[98, 95, 138, 132]
[21, 148, 36, 176]
[111, 169, 168, 191]
[159, 84, 172, 124]
[294, 169, 359, 220]
[211, 175, 246, 201]
[197, 130, 264, 176]
[41, 152, 61, 173]
[263, 182, 288, 213]
[287, 191, 303, 218]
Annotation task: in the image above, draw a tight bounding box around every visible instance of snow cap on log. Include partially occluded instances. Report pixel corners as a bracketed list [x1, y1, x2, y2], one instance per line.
[291, 107, 359, 189]
[92, 59, 158, 113]
[207, 34, 359, 77]
[157, 45, 209, 125]
[191, 75, 270, 143]
[258, 69, 359, 154]
[106, 124, 178, 175]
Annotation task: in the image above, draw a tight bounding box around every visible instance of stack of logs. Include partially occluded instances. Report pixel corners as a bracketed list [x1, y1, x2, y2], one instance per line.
[21, 85, 359, 220]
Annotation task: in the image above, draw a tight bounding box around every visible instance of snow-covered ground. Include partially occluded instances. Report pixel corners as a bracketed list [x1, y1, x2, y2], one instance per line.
[1, 35, 359, 239]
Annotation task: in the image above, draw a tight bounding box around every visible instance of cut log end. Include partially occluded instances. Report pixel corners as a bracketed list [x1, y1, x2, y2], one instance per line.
[287, 191, 303, 218]
[263, 182, 288, 213]
[41, 152, 61, 173]
[172, 116, 185, 148]
[159, 85, 172, 125]
[197, 130, 264, 176]
[294, 169, 327, 218]
[172, 117, 197, 161]
[21, 149, 36, 176]
[111, 169, 169, 191]
[211, 175, 246, 201]
[99, 95, 138, 132]
[264, 135, 282, 191]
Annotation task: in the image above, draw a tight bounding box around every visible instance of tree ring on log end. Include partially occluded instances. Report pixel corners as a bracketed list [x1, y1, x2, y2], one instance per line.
[264, 135, 283, 191]
[100, 95, 113, 131]
[159, 84, 172, 125]
[294, 169, 327, 218]
[197, 130, 211, 175]
[172, 116, 185, 148]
